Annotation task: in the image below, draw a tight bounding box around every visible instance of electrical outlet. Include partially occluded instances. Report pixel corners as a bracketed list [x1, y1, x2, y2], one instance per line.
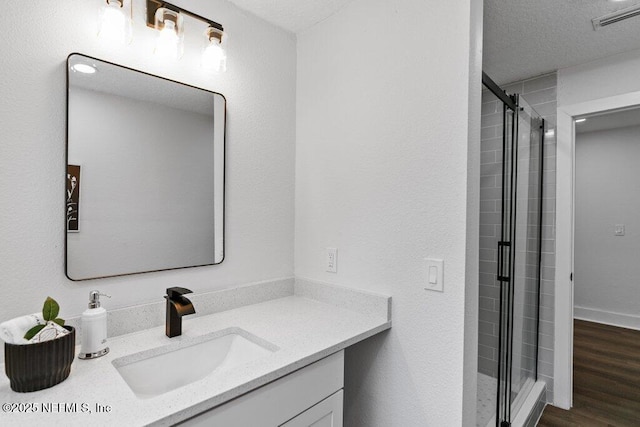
[326, 248, 337, 273]
[615, 224, 625, 236]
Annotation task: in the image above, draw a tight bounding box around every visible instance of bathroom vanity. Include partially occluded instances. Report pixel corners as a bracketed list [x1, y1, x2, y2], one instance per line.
[0, 53, 396, 427]
[0, 279, 391, 426]
[180, 350, 344, 426]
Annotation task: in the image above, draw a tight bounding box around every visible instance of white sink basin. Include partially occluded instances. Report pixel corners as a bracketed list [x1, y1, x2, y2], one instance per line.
[112, 328, 277, 399]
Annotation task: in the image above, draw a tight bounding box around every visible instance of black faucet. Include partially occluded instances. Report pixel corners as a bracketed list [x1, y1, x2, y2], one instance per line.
[165, 287, 196, 338]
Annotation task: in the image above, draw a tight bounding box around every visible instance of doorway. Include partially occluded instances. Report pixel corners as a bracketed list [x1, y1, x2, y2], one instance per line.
[574, 107, 640, 329]
[554, 91, 640, 409]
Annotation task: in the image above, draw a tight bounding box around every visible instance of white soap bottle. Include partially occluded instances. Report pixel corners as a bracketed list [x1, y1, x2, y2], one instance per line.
[79, 290, 110, 359]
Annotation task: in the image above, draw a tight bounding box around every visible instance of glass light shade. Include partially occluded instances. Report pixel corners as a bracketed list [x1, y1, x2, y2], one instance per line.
[98, 0, 132, 44]
[201, 28, 226, 72]
[154, 8, 184, 61]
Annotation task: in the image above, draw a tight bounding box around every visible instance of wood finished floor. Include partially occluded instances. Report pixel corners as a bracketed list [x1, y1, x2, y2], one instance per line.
[538, 320, 640, 427]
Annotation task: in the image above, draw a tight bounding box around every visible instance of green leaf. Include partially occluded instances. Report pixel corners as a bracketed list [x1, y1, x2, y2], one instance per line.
[24, 324, 45, 340]
[53, 318, 65, 326]
[42, 297, 59, 322]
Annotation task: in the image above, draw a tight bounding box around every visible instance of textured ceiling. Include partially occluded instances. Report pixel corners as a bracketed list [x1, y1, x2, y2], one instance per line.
[484, 0, 640, 84]
[227, 0, 640, 84]
[226, 0, 354, 33]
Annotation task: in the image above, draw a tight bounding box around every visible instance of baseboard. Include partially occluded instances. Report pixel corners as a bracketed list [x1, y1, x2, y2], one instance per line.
[574, 306, 640, 331]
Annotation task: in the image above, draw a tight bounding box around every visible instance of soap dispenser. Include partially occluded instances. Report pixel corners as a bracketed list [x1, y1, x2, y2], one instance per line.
[79, 290, 110, 359]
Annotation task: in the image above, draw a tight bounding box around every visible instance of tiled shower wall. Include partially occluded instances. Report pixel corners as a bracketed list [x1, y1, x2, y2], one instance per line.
[478, 73, 557, 403]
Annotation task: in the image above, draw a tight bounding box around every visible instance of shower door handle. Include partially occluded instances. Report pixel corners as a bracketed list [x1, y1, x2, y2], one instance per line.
[497, 241, 511, 283]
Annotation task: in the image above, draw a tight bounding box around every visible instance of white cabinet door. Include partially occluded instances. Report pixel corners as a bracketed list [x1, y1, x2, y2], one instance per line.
[280, 390, 343, 427]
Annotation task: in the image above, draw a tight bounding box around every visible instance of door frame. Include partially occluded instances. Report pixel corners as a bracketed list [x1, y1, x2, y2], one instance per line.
[554, 89, 640, 409]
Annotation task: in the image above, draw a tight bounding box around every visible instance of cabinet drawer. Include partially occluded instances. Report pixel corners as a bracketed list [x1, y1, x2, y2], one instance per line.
[280, 390, 343, 427]
[179, 350, 344, 426]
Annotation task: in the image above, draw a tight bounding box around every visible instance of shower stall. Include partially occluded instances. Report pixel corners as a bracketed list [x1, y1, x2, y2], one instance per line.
[477, 73, 545, 427]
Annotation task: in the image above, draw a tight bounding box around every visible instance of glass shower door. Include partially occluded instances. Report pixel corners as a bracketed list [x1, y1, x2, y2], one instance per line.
[496, 95, 544, 426]
[477, 88, 508, 427]
[496, 98, 515, 427]
[509, 98, 543, 416]
[479, 75, 544, 427]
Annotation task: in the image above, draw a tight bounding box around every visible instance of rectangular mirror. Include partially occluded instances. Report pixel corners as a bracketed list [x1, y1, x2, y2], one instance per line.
[66, 53, 225, 281]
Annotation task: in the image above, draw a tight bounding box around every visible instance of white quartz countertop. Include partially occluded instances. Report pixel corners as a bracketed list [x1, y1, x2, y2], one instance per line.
[0, 285, 391, 426]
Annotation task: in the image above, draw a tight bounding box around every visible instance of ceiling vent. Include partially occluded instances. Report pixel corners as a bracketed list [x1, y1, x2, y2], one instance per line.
[592, 4, 640, 30]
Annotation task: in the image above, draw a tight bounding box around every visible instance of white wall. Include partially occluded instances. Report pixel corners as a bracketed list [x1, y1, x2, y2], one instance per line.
[295, 0, 481, 424]
[0, 0, 295, 320]
[574, 125, 640, 328]
[558, 48, 640, 107]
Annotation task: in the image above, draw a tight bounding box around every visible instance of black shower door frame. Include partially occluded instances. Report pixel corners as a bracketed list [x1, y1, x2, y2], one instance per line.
[482, 72, 545, 427]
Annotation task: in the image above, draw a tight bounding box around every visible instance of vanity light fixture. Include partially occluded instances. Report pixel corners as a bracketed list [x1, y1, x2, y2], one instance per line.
[98, 0, 132, 44]
[146, 0, 226, 70]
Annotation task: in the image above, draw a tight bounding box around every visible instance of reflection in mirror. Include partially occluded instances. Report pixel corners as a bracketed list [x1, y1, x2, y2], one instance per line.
[66, 54, 225, 281]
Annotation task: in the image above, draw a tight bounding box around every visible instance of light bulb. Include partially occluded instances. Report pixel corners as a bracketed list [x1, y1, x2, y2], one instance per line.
[156, 21, 179, 60]
[202, 28, 226, 72]
[154, 8, 184, 61]
[98, 0, 130, 44]
[202, 41, 226, 72]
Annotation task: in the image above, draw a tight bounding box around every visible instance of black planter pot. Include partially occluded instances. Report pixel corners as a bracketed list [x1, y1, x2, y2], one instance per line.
[4, 326, 75, 392]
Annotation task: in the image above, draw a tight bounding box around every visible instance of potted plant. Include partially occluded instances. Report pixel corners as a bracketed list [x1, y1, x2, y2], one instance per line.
[4, 297, 75, 392]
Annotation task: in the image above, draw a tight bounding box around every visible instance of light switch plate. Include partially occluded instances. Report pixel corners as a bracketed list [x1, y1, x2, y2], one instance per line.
[326, 248, 337, 273]
[425, 258, 444, 292]
[615, 224, 625, 236]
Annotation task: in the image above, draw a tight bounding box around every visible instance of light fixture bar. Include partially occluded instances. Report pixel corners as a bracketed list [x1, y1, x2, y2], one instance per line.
[146, 0, 223, 31]
[592, 4, 640, 30]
